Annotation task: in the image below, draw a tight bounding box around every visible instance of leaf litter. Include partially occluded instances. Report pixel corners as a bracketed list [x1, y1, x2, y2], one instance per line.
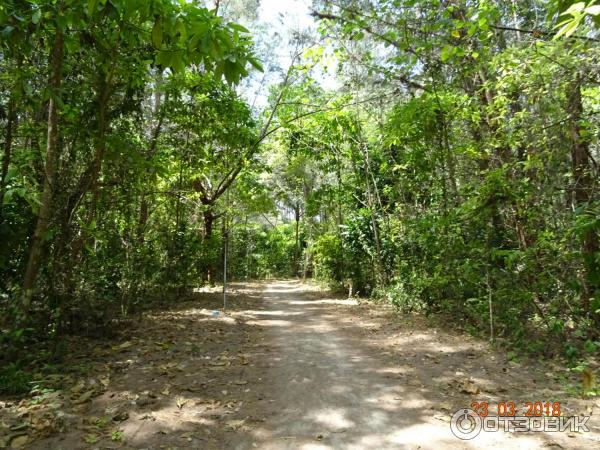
[1, 281, 598, 449]
[0, 284, 266, 449]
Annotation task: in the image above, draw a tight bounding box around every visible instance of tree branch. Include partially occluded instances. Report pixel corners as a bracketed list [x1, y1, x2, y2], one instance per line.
[490, 24, 600, 43]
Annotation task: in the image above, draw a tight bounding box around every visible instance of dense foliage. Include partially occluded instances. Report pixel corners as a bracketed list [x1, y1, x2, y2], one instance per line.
[0, 0, 263, 341]
[1, 0, 599, 378]
[298, 0, 600, 356]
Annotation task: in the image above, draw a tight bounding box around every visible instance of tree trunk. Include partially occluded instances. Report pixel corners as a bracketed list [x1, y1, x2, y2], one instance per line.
[21, 31, 64, 315]
[568, 75, 595, 207]
[0, 97, 17, 208]
[204, 209, 215, 239]
[568, 73, 599, 312]
[336, 158, 345, 282]
[87, 93, 108, 220]
[439, 109, 458, 204]
[294, 205, 300, 276]
[62, 81, 111, 275]
[362, 144, 387, 286]
[137, 76, 166, 245]
[203, 209, 215, 284]
[137, 197, 149, 244]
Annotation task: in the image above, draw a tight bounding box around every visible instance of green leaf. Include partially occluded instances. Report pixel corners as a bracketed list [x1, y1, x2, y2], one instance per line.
[176, 19, 187, 40]
[586, 5, 600, 15]
[584, 340, 598, 354]
[170, 52, 185, 73]
[440, 45, 455, 62]
[152, 16, 163, 49]
[565, 2, 586, 14]
[87, 0, 99, 17]
[32, 9, 41, 24]
[1, 25, 14, 37]
[228, 22, 249, 33]
[553, 18, 578, 40]
[214, 63, 224, 81]
[155, 50, 171, 67]
[248, 56, 263, 72]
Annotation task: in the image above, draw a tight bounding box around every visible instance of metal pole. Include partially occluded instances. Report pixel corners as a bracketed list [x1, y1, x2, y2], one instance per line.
[223, 232, 227, 312]
[223, 172, 230, 312]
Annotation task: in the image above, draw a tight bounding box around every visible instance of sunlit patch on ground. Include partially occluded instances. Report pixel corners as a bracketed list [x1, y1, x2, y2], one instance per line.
[3, 281, 598, 450]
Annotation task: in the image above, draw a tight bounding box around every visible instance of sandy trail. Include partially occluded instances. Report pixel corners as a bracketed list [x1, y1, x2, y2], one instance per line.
[225, 281, 599, 449]
[6, 280, 599, 449]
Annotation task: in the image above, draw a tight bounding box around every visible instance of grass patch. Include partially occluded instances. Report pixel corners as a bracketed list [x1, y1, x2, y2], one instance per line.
[0, 363, 33, 395]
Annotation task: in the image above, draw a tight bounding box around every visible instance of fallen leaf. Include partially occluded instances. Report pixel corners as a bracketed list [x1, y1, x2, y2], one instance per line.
[9, 435, 28, 449]
[113, 341, 132, 351]
[73, 390, 94, 404]
[176, 397, 188, 409]
[439, 401, 453, 411]
[137, 394, 156, 407]
[582, 368, 596, 392]
[459, 379, 480, 395]
[160, 362, 177, 370]
[112, 411, 129, 422]
[70, 380, 85, 393]
[225, 419, 247, 431]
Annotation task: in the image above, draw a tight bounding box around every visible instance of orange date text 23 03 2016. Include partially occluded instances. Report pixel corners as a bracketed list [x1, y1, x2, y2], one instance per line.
[470, 401, 562, 417]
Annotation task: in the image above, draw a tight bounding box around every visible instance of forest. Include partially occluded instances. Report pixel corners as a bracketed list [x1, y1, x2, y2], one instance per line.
[0, 0, 599, 438]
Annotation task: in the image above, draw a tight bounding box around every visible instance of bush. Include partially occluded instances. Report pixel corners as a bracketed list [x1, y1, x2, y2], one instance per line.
[0, 363, 32, 395]
[374, 279, 426, 313]
[312, 233, 343, 283]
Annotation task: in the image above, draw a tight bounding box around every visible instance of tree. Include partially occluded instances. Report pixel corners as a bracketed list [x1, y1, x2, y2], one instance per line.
[0, 0, 261, 325]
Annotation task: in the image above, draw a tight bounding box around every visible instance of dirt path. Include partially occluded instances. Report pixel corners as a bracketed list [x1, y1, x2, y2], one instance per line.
[225, 282, 599, 449]
[2, 280, 599, 449]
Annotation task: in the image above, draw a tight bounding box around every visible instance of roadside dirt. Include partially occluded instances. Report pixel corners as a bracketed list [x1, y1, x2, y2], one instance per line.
[1, 280, 599, 449]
